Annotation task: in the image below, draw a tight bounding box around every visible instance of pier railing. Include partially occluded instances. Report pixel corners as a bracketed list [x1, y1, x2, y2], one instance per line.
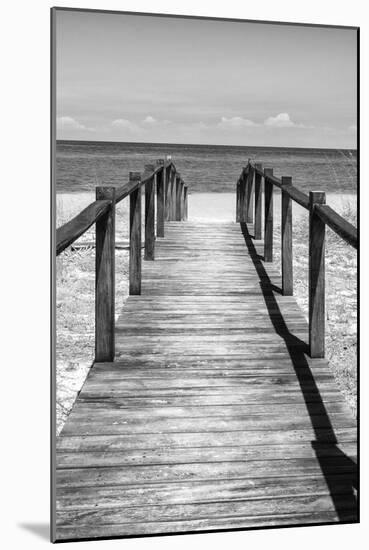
[56, 158, 188, 362]
[236, 161, 358, 358]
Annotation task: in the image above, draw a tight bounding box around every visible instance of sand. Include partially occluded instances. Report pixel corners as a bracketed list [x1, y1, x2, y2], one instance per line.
[188, 192, 357, 223]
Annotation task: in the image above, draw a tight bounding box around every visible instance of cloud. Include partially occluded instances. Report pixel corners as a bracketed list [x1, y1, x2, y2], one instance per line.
[218, 116, 258, 128]
[111, 118, 141, 133]
[142, 115, 156, 124]
[57, 116, 93, 131]
[264, 112, 296, 128]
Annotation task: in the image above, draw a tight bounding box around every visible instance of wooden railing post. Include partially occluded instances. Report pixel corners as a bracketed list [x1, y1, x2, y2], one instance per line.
[239, 168, 248, 222]
[129, 171, 142, 295]
[180, 180, 185, 220]
[144, 164, 155, 260]
[281, 176, 293, 296]
[170, 168, 176, 221]
[246, 165, 254, 224]
[264, 168, 274, 262]
[165, 164, 171, 221]
[156, 159, 165, 238]
[254, 163, 263, 239]
[184, 186, 188, 220]
[176, 174, 181, 221]
[236, 180, 240, 222]
[309, 191, 326, 358]
[95, 186, 116, 362]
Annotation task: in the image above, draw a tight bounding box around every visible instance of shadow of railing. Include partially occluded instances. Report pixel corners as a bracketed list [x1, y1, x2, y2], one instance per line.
[240, 222, 357, 522]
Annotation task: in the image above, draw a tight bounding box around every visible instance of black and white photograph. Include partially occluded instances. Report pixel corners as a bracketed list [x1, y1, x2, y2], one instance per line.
[51, 7, 358, 543]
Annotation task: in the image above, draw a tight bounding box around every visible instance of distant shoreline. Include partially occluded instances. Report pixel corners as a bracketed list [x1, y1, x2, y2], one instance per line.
[56, 139, 357, 154]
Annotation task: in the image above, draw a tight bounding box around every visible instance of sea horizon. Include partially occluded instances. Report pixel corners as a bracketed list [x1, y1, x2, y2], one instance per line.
[56, 140, 357, 195]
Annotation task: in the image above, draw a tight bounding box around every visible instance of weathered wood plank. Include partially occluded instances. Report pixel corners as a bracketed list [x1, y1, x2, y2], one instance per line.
[56, 219, 357, 541]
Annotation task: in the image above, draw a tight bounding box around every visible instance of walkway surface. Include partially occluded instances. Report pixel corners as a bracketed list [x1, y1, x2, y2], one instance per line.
[55, 221, 357, 541]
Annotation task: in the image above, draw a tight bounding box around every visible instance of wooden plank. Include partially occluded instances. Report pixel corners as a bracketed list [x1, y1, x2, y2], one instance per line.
[281, 176, 293, 296]
[264, 168, 274, 262]
[56, 474, 357, 508]
[57, 427, 356, 452]
[95, 187, 115, 362]
[144, 164, 155, 261]
[309, 191, 326, 358]
[56, 218, 357, 540]
[56, 459, 356, 488]
[56, 509, 356, 540]
[129, 172, 141, 295]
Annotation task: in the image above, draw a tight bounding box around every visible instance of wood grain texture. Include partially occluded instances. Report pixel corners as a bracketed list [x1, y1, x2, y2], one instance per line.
[129, 173, 141, 295]
[156, 162, 165, 237]
[315, 204, 357, 249]
[254, 163, 263, 239]
[95, 187, 115, 362]
[56, 220, 357, 541]
[281, 176, 293, 296]
[144, 167, 155, 261]
[246, 165, 254, 223]
[56, 200, 111, 255]
[309, 192, 326, 358]
[264, 168, 274, 262]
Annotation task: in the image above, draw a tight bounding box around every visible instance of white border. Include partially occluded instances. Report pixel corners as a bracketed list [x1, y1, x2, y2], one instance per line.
[2, 1, 366, 548]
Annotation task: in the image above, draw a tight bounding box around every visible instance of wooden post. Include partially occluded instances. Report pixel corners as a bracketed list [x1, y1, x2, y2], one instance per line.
[264, 168, 274, 262]
[184, 186, 188, 220]
[95, 186, 115, 362]
[246, 165, 254, 224]
[129, 171, 141, 295]
[144, 164, 155, 260]
[240, 169, 248, 222]
[165, 164, 171, 221]
[180, 181, 185, 220]
[309, 191, 326, 358]
[156, 159, 165, 237]
[170, 168, 176, 221]
[281, 176, 293, 296]
[254, 163, 263, 239]
[175, 175, 182, 221]
[236, 180, 240, 222]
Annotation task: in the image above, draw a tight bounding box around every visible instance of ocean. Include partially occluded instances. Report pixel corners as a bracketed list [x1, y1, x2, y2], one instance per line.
[56, 141, 357, 195]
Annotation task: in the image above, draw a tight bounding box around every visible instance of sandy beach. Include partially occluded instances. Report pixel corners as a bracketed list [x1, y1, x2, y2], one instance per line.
[56, 190, 357, 433]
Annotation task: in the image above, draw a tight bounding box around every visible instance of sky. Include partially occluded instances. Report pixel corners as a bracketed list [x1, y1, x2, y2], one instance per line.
[56, 10, 357, 149]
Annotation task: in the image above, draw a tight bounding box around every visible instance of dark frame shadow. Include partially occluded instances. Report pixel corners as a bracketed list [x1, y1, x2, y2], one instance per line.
[240, 222, 357, 522]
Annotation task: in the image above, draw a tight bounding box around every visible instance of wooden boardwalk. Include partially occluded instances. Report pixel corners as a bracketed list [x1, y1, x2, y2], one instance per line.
[55, 220, 357, 541]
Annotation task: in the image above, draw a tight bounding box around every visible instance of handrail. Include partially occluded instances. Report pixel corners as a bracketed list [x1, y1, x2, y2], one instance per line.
[56, 161, 179, 254]
[56, 157, 188, 362]
[235, 159, 357, 359]
[56, 199, 111, 255]
[315, 204, 357, 249]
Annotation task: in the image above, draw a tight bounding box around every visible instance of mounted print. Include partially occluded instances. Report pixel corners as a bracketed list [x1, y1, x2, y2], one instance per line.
[51, 7, 358, 542]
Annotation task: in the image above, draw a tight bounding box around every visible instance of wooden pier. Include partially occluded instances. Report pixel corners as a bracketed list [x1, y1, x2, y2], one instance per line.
[54, 160, 357, 541]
